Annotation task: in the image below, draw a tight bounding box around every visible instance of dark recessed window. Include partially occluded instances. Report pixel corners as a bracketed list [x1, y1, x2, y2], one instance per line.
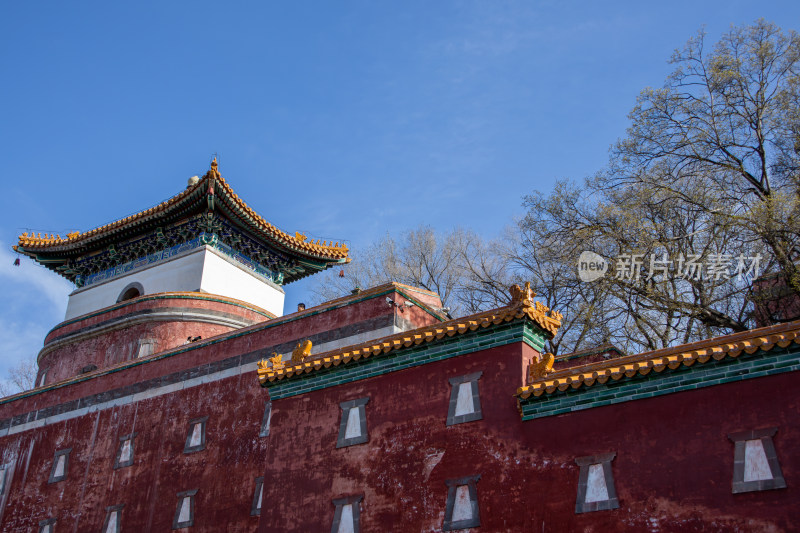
[728, 427, 786, 493]
[38, 518, 56, 533]
[114, 433, 136, 469]
[574, 453, 619, 514]
[331, 494, 363, 533]
[446, 372, 483, 426]
[48, 448, 71, 484]
[251, 477, 264, 516]
[117, 282, 144, 302]
[336, 398, 369, 448]
[443, 475, 481, 531]
[259, 402, 272, 438]
[184, 416, 208, 454]
[102, 505, 124, 533]
[174, 490, 198, 529]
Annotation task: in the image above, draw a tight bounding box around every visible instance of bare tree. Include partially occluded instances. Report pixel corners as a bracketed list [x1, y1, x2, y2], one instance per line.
[310, 227, 502, 317]
[611, 19, 800, 294]
[0, 356, 38, 397]
[312, 22, 800, 356]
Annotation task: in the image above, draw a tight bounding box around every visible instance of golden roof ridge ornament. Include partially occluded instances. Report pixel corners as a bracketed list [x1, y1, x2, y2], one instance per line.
[205, 156, 220, 180]
[509, 282, 562, 336]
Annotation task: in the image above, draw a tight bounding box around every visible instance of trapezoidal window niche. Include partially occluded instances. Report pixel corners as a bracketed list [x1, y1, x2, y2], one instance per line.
[331, 494, 363, 533]
[102, 504, 124, 533]
[114, 433, 136, 469]
[48, 448, 71, 484]
[0, 466, 7, 495]
[574, 453, 619, 514]
[137, 339, 157, 358]
[251, 476, 264, 516]
[259, 402, 272, 438]
[443, 475, 481, 531]
[446, 371, 483, 426]
[728, 427, 786, 493]
[38, 518, 56, 533]
[173, 489, 198, 529]
[337, 398, 369, 448]
[184, 416, 208, 454]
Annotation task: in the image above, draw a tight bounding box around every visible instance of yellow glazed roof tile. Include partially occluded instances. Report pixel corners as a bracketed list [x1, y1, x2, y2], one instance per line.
[15, 159, 348, 262]
[257, 282, 561, 386]
[515, 319, 800, 400]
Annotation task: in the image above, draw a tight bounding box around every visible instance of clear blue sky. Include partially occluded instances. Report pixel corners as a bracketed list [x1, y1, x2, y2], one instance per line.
[1, 1, 798, 386]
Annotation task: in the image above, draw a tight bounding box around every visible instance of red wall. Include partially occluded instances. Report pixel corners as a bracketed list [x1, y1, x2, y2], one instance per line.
[259, 343, 799, 532]
[0, 284, 447, 531]
[0, 371, 268, 531]
[38, 294, 273, 384]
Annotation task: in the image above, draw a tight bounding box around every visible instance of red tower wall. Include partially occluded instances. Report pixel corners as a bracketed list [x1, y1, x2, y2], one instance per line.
[37, 293, 275, 385]
[258, 343, 800, 532]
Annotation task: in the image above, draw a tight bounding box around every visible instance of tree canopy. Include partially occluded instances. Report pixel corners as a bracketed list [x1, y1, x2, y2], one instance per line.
[311, 20, 800, 356]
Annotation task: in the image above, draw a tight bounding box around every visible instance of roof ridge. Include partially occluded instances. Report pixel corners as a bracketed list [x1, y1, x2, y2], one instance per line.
[257, 283, 562, 386]
[517, 319, 800, 399]
[14, 162, 351, 276]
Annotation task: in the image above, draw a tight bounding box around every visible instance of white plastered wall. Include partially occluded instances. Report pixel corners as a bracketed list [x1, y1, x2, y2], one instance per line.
[64, 246, 285, 319]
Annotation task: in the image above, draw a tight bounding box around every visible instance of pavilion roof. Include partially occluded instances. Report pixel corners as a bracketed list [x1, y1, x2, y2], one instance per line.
[14, 159, 349, 282]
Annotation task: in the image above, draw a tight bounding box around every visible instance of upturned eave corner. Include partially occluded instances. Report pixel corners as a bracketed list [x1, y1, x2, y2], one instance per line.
[256, 282, 562, 388]
[14, 158, 351, 284]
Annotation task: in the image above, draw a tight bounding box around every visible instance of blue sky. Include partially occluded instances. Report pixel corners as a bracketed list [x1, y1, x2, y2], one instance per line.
[1, 1, 798, 387]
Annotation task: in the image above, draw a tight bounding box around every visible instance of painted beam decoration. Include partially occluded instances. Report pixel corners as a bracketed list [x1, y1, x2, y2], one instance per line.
[14, 159, 350, 286]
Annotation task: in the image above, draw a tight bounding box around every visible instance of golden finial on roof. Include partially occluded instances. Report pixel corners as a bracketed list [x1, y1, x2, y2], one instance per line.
[206, 156, 220, 179]
[67, 231, 80, 239]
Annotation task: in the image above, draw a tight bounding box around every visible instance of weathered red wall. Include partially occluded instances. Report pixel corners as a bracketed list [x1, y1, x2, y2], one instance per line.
[259, 343, 799, 532]
[0, 371, 268, 531]
[0, 284, 446, 531]
[4, 285, 441, 423]
[37, 293, 274, 385]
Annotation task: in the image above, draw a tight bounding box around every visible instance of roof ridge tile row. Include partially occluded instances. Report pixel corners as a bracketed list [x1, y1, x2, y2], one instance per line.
[257, 283, 561, 386]
[516, 320, 800, 399]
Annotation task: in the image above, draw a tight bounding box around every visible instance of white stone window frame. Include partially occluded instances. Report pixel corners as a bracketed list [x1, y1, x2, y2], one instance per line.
[443, 474, 481, 531]
[336, 397, 369, 448]
[259, 401, 272, 438]
[251, 476, 264, 516]
[38, 517, 57, 533]
[728, 427, 786, 494]
[330, 494, 363, 533]
[114, 432, 136, 469]
[184, 416, 209, 454]
[574, 452, 619, 514]
[38, 370, 47, 388]
[446, 371, 483, 426]
[48, 448, 71, 484]
[173, 489, 198, 529]
[102, 504, 124, 533]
